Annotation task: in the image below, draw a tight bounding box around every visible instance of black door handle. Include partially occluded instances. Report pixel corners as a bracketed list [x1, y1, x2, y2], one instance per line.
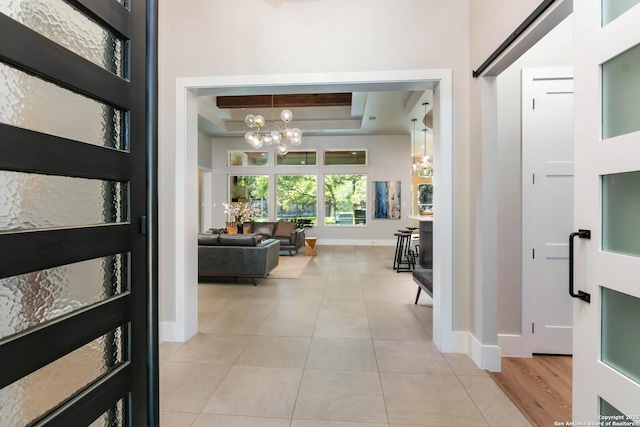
[569, 229, 591, 303]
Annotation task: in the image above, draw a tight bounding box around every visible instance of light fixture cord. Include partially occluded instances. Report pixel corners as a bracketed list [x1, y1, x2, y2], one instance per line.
[271, 94, 275, 125]
[412, 118, 417, 168]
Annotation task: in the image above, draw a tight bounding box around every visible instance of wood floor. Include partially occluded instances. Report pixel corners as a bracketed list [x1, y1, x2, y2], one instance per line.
[489, 355, 572, 427]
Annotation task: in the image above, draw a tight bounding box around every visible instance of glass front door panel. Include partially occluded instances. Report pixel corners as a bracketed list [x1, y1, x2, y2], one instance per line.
[602, 287, 640, 384]
[0, 254, 127, 340]
[0, 171, 128, 232]
[0, 62, 127, 150]
[602, 43, 640, 139]
[89, 399, 124, 427]
[0, 326, 125, 426]
[600, 397, 625, 417]
[602, 0, 640, 25]
[0, 0, 126, 77]
[602, 171, 640, 257]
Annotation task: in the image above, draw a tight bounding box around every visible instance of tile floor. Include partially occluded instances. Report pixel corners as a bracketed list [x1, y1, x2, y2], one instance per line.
[160, 245, 531, 427]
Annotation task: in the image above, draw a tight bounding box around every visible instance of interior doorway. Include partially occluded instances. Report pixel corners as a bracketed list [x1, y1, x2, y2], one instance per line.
[481, 5, 574, 422]
[170, 69, 458, 356]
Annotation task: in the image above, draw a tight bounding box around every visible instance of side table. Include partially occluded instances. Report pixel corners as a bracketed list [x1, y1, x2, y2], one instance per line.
[305, 237, 318, 256]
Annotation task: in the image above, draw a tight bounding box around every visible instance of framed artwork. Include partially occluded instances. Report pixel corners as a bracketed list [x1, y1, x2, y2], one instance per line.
[373, 181, 401, 219]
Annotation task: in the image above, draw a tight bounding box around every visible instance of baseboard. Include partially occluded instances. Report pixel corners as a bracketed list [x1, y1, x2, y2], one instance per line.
[498, 334, 523, 357]
[448, 331, 471, 353]
[469, 334, 502, 372]
[315, 239, 396, 246]
[160, 321, 180, 343]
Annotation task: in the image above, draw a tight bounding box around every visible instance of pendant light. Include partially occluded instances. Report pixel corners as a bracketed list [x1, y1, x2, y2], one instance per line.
[411, 118, 418, 173]
[420, 102, 432, 176]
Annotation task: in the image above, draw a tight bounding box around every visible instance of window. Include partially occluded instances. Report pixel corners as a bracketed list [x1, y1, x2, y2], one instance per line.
[276, 175, 317, 224]
[276, 150, 317, 166]
[324, 174, 367, 225]
[229, 175, 269, 220]
[418, 183, 433, 214]
[324, 150, 367, 165]
[228, 151, 269, 166]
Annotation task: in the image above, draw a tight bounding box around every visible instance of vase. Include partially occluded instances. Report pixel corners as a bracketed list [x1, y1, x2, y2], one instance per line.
[225, 222, 238, 234]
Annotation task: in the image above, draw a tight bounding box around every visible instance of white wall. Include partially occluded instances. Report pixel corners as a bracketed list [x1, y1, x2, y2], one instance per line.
[211, 135, 411, 244]
[496, 15, 573, 336]
[197, 131, 213, 169]
[158, 0, 472, 335]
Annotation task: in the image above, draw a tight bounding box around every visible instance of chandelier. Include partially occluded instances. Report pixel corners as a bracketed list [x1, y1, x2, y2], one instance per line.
[243, 96, 302, 155]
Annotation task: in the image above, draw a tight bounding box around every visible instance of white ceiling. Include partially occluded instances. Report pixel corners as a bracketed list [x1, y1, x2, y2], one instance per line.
[197, 88, 434, 156]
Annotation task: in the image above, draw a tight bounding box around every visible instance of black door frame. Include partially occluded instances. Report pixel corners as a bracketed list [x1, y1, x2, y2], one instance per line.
[0, 0, 158, 425]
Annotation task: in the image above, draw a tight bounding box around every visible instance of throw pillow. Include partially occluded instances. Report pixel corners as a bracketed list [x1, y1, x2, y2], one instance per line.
[252, 222, 275, 238]
[274, 221, 297, 237]
[219, 235, 258, 246]
[198, 234, 220, 246]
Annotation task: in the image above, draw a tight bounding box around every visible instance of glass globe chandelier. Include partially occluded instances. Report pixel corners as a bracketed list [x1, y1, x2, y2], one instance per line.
[243, 96, 302, 155]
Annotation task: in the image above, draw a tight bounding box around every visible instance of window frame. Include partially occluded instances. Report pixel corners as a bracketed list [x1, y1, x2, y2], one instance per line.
[323, 148, 368, 166]
[227, 150, 270, 167]
[275, 174, 318, 224]
[275, 149, 318, 166]
[322, 173, 368, 226]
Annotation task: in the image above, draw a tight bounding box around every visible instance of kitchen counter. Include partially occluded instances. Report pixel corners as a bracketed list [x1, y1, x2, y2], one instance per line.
[407, 214, 433, 222]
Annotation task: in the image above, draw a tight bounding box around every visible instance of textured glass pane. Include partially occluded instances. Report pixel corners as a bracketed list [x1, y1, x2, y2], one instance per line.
[0, 171, 128, 232]
[0, 62, 126, 150]
[325, 150, 367, 165]
[228, 151, 269, 166]
[0, 0, 125, 77]
[0, 327, 125, 426]
[601, 397, 625, 417]
[276, 175, 317, 223]
[0, 254, 127, 340]
[602, 171, 640, 257]
[324, 174, 367, 225]
[602, 44, 640, 139]
[89, 398, 124, 427]
[602, 0, 640, 25]
[229, 175, 269, 221]
[602, 288, 640, 384]
[277, 151, 317, 165]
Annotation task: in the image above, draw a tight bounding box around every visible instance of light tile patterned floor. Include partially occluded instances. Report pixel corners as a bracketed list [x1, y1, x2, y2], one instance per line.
[160, 245, 531, 427]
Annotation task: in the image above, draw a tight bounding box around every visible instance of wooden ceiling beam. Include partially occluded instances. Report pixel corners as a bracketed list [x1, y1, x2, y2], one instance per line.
[216, 93, 352, 109]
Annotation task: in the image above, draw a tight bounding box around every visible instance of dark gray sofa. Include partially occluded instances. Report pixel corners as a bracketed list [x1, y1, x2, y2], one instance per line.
[198, 234, 280, 285]
[413, 268, 433, 303]
[244, 221, 305, 256]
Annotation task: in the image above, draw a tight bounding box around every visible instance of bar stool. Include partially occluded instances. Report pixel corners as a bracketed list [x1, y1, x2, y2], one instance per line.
[393, 231, 414, 272]
[404, 227, 420, 263]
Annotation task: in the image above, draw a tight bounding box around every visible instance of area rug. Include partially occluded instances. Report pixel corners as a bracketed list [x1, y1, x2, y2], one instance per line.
[267, 255, 312, 279]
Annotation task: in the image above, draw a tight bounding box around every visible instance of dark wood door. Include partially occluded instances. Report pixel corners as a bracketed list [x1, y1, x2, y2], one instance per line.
[0, 0, 158, 425]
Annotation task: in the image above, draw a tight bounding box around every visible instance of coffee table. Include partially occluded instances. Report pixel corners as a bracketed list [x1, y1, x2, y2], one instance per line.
[305, 237, 318, 256]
